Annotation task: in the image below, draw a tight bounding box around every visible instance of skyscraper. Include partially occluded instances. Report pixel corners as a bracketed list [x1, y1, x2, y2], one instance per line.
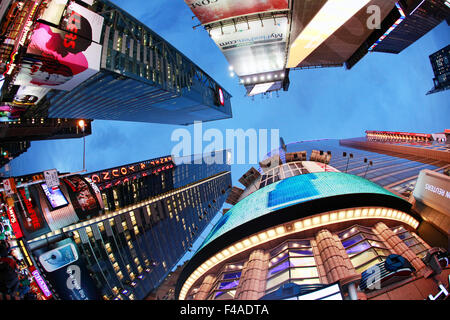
[0, 0, 232, 125]
[369, 0, 450, 54]
[427, 44, 450, 95]
[2, 150, 232, 300]
[175, 130, 449, 301]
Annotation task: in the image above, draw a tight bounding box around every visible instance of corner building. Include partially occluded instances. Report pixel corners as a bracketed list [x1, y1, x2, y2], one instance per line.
[176, 133, 450, 301]
[5, 151, 231, 300]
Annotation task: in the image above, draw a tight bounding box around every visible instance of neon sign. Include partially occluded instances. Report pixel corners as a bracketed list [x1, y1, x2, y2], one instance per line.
[88, 157, 174, 185]
[30, 267, 53, 298]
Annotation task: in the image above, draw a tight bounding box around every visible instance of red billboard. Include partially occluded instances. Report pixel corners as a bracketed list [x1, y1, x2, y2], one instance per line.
[185, 0, 289, 24]
[6, 206, 23, 239]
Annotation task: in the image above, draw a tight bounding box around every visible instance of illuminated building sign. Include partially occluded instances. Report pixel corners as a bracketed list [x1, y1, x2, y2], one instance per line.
[184, 0, 289, 25]
[209, 16, 289, 77]
[18, 188, 43, 231]
[88, 156, 174, 186]
[413, 170, 450, 214]
[6, 205, 23, 239]
[368, 3, 406, 51]
[30, 266, 53, 298]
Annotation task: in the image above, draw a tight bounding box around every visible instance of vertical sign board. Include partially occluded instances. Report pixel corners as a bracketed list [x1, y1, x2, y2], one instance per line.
[33, 238, 102, 300]
[44, 169, 60, 189]
[413, 169, 450, 215]
[2, 178, 16, 196]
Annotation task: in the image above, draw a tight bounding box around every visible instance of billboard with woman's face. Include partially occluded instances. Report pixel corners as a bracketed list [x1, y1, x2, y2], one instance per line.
[14, 22, 101, 91]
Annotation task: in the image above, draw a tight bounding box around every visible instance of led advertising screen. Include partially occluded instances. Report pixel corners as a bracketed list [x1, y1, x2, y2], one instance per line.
[41, 183, 69, 210]
[33, 238, 102, 300]
[0, 105, 27, 122]
[13, 86, 50, 106]
[185, 0, 289, 25]
[14, 22, 102, 91]
[14, 187, 51, 240]
[209, 17, 288, 77]
[62, 175, 101, 219]
[200, 172, 400, 249]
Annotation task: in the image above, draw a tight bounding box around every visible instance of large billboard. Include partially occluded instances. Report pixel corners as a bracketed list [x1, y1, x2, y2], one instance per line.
[14, 22, 102, 91]
[62, 175, 102, 220]
[413, 170, 450, 215]
[185, 0, 289, 25]
[209, 16, 288, 77]
[14, 187, 51, 239]
[33, 238, 102, 300]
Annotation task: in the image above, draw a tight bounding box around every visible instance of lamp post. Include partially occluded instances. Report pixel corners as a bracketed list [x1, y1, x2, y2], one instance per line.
[78, 120, 86, 171]
[343, 152, 353, 173]
[363, 158, 373, 179]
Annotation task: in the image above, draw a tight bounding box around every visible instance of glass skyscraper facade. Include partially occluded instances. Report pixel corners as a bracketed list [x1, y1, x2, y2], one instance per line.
[371, 0, 450, 54]
[41, 0, 233, 125]
[0, 0, 232, 125]
[8, 150, 231, 300]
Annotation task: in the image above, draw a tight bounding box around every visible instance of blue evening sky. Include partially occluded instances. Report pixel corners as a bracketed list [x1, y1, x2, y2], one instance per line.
[6, 0, 450, 191]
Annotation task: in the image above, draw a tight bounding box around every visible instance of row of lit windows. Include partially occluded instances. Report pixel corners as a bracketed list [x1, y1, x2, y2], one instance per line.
[188, 223, 428, 300]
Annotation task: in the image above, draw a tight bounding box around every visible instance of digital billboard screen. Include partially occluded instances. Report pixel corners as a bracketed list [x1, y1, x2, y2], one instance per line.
[41, 183, 69, 210]
[185, 0, 289, 25]
[209, 16, 288, 77]
[14, 22, 102, 91]
[62, 175, 101, 219]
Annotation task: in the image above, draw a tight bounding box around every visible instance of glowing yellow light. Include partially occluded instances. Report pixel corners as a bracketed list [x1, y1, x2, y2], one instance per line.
[267, 229, 276, 238]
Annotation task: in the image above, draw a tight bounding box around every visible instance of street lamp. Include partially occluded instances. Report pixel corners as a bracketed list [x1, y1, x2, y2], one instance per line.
[78, 120, 86, 171]
[343, 152, 353, 173]
[363, 158, 373, 178]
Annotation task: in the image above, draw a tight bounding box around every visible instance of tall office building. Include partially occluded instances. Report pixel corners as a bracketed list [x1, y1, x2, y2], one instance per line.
[0, 0, 232, 125]
[2, 150, 232, 300]
[427, 44, 450, 95]
[369, 0, 450, 54]
[175, 130, 449, 301]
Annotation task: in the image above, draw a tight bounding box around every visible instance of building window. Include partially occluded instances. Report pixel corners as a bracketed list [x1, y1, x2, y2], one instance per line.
[208, 262, 244, 300]
[338, 225, 391, 274]
[392, 226, 428, 259]
[266, 240, 320, 294]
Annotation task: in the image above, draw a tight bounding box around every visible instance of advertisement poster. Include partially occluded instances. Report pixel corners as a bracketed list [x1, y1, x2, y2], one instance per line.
[62, 175, 101, 219]
[39, 0, 68, 25]
[33, 238, 102, 300]
[60, 1, 104, 43]
[15, 187, 51, 239]
[13, 86, 50, 105]
[41, 183, 69, 210]
[209, 17, 288, 76]
[14, 22, 102, 91]
[185, 0, 289, 24]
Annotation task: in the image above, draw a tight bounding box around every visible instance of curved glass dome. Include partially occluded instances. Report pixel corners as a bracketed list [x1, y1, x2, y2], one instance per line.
[200, 172, 403, 250]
